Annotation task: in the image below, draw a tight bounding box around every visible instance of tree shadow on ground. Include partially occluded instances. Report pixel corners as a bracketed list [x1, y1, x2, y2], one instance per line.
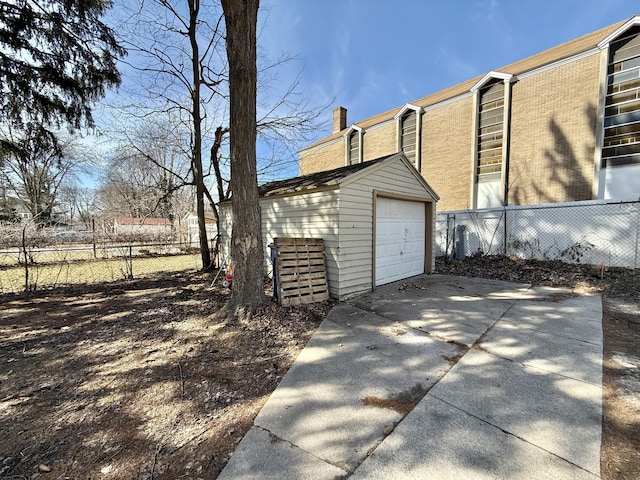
[0, 271, 328, 479]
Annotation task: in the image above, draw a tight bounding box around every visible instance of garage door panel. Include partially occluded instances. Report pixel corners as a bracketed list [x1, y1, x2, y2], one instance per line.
[375, 198, 425, 286]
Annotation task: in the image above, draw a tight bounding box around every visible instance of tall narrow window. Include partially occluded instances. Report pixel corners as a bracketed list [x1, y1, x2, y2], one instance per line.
[400, 110, 417, 164]
[348, 130, 360, 165]
[476, 81, 504, 182]
[471, 76, 508, 209]
[603, 28, 640, 167]
[395, 105, 422, 169]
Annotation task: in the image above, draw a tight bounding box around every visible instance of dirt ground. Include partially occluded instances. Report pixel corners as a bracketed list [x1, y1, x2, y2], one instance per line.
[0, 256, 638, 479]
[0, 273, 333, 479]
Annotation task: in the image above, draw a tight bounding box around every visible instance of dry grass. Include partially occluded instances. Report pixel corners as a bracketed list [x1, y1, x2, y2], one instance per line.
[0, 253, 201, 294]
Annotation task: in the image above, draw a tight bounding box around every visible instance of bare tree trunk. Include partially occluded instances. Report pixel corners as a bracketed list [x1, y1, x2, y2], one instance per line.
[209, 126, 227, 268]
[221, 0, 264, 310]
[189, 0, 211, 270]
[211, 126, 227, 203]
[202, 185, 220, 266]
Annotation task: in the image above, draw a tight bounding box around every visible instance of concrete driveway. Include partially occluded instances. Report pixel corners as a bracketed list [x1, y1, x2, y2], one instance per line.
[218, 275, 603, 479]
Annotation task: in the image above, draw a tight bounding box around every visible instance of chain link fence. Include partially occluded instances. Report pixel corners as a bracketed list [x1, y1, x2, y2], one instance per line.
[435, 199, 640, 269]
[0, 229, 208, 293]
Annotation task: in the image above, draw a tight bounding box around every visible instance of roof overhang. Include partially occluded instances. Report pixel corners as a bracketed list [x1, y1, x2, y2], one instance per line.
[470, 71, 516, 93]
[343, 124, 363, 138]
[598, 14, 640, 49]
[393, 103, 423, 120]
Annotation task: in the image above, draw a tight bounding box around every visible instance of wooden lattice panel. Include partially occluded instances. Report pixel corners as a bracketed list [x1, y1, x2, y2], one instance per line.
[274, 237, 329, 306]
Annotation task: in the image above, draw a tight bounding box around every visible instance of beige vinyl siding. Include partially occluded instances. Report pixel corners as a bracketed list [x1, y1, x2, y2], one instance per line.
[338, 157, 435, 299]
[260, 189, 340, 297]
[219, 190, 340, 297]
[222, 155, 437, 301]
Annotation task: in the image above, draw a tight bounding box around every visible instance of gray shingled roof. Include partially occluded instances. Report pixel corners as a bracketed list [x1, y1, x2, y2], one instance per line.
[257, 155, 392, 197]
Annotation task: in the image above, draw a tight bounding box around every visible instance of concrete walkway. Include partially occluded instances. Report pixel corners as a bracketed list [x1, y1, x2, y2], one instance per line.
[218, 275, 603, 479]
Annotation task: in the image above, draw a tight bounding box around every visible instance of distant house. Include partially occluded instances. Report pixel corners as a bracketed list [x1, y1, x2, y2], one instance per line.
[16, 211, 32, 221]
[182, 212, 217, 246]
[11, 202, 31, 222]
[113, 217, 172, 237]
[0, 193, 39, 223]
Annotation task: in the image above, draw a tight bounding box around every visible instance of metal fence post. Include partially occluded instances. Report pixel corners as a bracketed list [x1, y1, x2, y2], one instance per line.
[635, 202, 640, 269]
[22, 226, 29, 292]
[92, 217, 97, 259]
[503, 207, 507, 255]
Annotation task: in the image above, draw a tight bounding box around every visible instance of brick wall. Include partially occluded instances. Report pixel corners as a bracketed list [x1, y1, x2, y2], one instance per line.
[299, 54, 603, 210]
[299, 138, 345, 175]
[362, 122, 397, 160]
[508, 53, 601, 205]
[422, 97, 475, 211]
[300, 121, 399, 174]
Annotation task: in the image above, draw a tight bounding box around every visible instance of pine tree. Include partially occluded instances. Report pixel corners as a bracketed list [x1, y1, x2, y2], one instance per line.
[0, 0, 125, 155]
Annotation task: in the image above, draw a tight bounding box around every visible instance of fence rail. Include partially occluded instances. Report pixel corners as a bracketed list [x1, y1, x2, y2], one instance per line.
[435, 199, 640, 269]
[0, 241, 203, 294]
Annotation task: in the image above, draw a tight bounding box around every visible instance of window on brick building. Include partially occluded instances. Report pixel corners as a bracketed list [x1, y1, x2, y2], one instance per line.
[347, 128, 361, 165]
[602, 26, 640, 199]
[400, 110, 417, 165]
[395, 105, 422, 170]
[477, 81, 505, 181]
[604, 29, 640, 152]
[471, 74, 511, 209]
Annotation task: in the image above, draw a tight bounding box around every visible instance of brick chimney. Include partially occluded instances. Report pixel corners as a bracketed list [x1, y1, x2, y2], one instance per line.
[332, 106, 347, 133]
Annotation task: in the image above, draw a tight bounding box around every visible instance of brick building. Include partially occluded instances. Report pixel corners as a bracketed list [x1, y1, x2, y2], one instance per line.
[299, 15, 640, 212]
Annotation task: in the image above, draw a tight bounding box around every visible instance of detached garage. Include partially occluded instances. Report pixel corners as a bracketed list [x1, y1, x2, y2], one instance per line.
[219, 152, 439, 300]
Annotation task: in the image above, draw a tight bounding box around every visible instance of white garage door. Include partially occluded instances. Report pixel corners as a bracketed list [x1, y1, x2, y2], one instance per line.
[375, 197, 425, 286]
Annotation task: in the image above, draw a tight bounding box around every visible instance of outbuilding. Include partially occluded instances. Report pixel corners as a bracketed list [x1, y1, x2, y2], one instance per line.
[219, 152, 439, 300]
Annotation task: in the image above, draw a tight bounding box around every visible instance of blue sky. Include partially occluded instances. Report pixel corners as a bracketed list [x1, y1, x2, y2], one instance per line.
[90, 1, 640, 187]
[259, 0, 639, 147]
